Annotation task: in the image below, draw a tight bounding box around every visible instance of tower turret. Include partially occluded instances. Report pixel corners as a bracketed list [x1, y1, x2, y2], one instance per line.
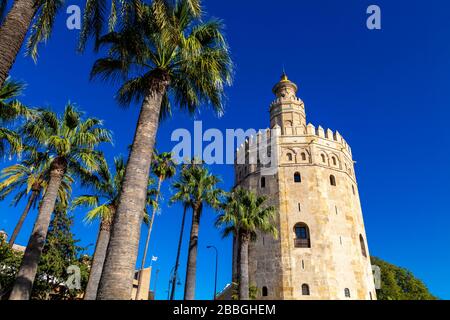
[269, 73, 306, 135]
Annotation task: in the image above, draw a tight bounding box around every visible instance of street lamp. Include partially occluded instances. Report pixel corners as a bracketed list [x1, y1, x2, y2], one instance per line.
[206, 245, 218, 300]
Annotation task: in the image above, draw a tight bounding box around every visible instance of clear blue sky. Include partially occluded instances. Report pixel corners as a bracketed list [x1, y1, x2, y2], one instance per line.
[1, 0, 449, 300]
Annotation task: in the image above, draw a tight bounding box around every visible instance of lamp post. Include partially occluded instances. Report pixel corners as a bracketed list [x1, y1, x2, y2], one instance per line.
[207, 245, 218, 300]
[167, 266, 182, 300]
[167, 266, 175, 300]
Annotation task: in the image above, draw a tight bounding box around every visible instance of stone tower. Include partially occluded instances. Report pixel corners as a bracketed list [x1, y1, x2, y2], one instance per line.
[233, 74, 376, 300]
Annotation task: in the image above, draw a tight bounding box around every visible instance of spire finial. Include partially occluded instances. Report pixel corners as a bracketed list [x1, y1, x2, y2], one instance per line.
[281, 65, 288, 82]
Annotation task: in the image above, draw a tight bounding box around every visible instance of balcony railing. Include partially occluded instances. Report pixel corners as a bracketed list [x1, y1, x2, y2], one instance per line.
[294, 238, 310, 248]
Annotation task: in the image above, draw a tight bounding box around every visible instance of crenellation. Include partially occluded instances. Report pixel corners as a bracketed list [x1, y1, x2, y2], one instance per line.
[325, 128, 334, 140]
[317, 126, 325, 138]
[306, 123, 315, 135]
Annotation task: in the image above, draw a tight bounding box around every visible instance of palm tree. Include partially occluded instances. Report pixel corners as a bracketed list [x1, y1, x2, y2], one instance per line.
[216, 188, 278, 300]
[172, 161, 223, 300]
[0, 78, 31, 156]
[72, 156, 155, 300]
[135, 150, 176, 299]
[92, 0, 232, 299]
[169, 168, 193, 300]
[0, 151, 73, 247]
[8, 104, 112, 300]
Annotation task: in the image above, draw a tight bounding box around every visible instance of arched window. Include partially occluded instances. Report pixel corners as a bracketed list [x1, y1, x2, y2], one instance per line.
[369, 292, 373, 300]
[330, 175, 336, 186]
[352, 185, 355, 195]
[262, 286, 268, 297]
[294, 223, 311, 248]
[261, 177, 266, 188]
[294, 172, 301, 183]
[301, 152, 306, 161]
[360, 234, 367, 257]
[301, 284, 310, 296]
[332, 156, 337, 166]
[287, 153, 293, 161]
[321, 154, 326, 163]
[344, 288, 351, 298]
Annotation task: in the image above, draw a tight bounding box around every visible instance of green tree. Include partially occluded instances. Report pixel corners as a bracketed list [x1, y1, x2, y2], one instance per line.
[0, 151, 73, 247]
[135, 150, 176, 299]
[0, 232, 22, 299]
[9, 104, 112, 300]
[216, 188, 277, 300]
[72, 155, 155, 300]
[371, 256, 437, 300]
[172, 161, 223, 300]
[0, 78, 31, 156]
[31, 204, 89, 300]
[92, 0, 232, 299]
[0, 206, 90, 300]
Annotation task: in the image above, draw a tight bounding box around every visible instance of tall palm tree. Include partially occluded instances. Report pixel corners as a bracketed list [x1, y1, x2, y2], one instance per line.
[8, 104, 112, 300]
[173, 161, 223, 300]
[0, 78, 31, 156]
[216, 188, 278, 300]
[72, 156, 155, 300]
[135, 150, 175, 299]
[0, 151, 73, 247]
[169, 168, 193, 300]
[93, 0, 232, 299]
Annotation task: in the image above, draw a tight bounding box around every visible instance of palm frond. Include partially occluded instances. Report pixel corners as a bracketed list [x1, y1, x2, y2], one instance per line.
[216, 187, 277, 241]
[89, 0, 233, 120]
[79, 0, 109, 52]
[26, 0, 65, 62]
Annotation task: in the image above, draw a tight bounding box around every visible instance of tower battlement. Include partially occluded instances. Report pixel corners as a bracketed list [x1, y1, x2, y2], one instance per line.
[235, 124, 352, 158]
[234, 123, 354, 186]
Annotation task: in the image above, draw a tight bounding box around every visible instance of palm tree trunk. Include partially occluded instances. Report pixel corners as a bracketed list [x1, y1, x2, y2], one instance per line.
[239, 232, 250, 300]
[8, 190, 38, 248]
[232, 230, 240, 284]
[184, 206, 200, 300]
[97, 75, 168, 300]
[9, 162, 65, 300]
[170, 203, 188, 300]
[83, 217, 112, 300]
[0, 0, 38, 88]
[135, 176, 162, 300]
